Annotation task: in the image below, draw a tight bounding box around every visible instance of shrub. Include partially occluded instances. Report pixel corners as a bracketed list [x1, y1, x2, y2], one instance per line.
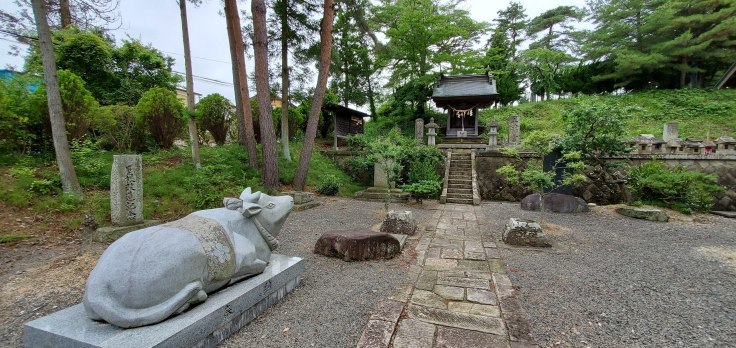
[401, 180, 442, 203]
[197, 93, 233, 145]
[97, 104, 142, 152]
[70, 139, 109, 188]
[135, 87, 184, 149]
[628, 161, 723, 213]
[29, 179, 56, 195]
[559, 101, 631, 165]
[34, 70, 101, 141]
[317, 175, 341, 195]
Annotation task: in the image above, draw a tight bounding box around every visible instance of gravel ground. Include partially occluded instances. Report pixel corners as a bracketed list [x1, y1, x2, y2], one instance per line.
[221, 197, 434, 348]
[477, 202, 736, 348]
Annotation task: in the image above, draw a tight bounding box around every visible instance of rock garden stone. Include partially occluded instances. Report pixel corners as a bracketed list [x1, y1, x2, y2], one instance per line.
[314, 229, 401, 261]
[521, 193, 589, 213]
[282, 191, 320, 211]
[380, 210, 417, 235]
[502, 218, 551, 247]
[616, 207, 669, 222]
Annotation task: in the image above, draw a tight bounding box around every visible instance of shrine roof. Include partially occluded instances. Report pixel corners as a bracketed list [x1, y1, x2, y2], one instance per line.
[431, 74, 497, 99]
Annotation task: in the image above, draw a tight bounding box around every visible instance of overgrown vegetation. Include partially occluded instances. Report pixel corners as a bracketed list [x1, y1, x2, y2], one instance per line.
[0, 142, 363, 239]
[480, 89, 736, 140]
[628, 161, 723, 214]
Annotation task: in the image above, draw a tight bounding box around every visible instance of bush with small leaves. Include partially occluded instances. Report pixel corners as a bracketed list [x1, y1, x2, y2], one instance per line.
[317, 175, 341, 196]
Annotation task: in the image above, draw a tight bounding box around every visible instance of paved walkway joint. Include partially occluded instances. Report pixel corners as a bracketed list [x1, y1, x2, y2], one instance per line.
[357, 204, 536, 348]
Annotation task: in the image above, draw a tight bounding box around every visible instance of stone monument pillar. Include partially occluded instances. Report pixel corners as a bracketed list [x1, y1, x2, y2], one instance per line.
[508, 115, 520, 146]
[425, 117, 439, 146]
[663, 122, 679, 142]
[415, 118, 425, 142]
[488, 119, 499, 150]
[110, 155, 143, 226]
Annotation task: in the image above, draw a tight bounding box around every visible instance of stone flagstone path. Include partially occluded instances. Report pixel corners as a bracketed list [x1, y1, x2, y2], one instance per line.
[357, 203, 535, 348]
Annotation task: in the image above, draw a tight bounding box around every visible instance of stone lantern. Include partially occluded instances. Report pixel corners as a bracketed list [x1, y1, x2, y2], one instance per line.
[425, 117, 439, 146]
[487, 119, 499, 150]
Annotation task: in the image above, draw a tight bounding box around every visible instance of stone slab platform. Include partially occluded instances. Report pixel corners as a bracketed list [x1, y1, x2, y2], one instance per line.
[24, 254, 304, 348]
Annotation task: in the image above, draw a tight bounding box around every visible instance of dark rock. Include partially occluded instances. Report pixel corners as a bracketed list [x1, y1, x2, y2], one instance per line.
[502, 218, 551, 247]
[521, 193, 589, 213]
[314, 229, 401, 261]
[616, 207, 669, 222]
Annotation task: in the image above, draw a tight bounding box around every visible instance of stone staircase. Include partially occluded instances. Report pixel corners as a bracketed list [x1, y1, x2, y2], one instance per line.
[440, 151, 480, 205]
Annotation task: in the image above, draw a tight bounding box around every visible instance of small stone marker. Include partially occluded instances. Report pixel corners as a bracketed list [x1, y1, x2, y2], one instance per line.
[663, 122, 679, 142]
[508, 115, 520, 146]
[616, 207, 669, 222]
[520, 193, 589, 213]
[373, 160, 396, 188]
[110, 155, 143, 226]
[314, 229, 401, 261]
[380, 210, 417, 235]
[415, 118, 425, 142]
[426, 118, 439, 146]
[502, 218, 551, 247]
[711, 211, 736, 218]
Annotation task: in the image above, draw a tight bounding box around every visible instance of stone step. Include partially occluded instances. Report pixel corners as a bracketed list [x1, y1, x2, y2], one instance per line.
[446, 193, 474, 199]
[449, 173, 470, 179]
[354, 190, 409, 202]
[448, 183, 471, 189]
[446, 197, 474, 204]
[449, 170, 471, 175]
[451, 160, 471, 164]
[447, 188, 472, 195]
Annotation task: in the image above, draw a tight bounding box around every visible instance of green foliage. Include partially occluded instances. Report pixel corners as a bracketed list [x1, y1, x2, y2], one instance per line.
[135, 87, 185, 149]
[560, 100, 631, 164]
[407, 159, 440, 183]
[29, 179, 56, 195]
[480, 89, 736, 139]
[317, 175, 341, 195]
[0, 74, 41, 153]
[70, 139, 110, 188]
[111, 39, 181, 106]
[96, 104, 143, 152]
[34, 70, 101, 141]
[628, 161, 724, 213]
[496, 131, 587, 223]
[401, 180, 442, 203]
[197, 93, 233, 145]
[0, 234, 32, 244]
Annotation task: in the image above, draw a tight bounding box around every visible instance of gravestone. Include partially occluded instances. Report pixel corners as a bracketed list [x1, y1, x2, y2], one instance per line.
[374, 160, 397, 188]
[110, 155, 143, 226]
[663, 122, 679, 142]
[508, 115, 520, 146]
[415, 118, 425, 142]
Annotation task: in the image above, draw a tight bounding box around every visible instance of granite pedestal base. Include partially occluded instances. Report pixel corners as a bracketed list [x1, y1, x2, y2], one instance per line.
[24, 254, 304, 348]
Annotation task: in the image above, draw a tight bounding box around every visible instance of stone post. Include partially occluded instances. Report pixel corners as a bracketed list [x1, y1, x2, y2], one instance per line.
[488, 119, 499, 150]
[663, 122, 679, 142]
[110, 155, 143, 226]
[508, 115, 520, 146]
[425, 117, 439, 147]
[415, 118, 424, 142]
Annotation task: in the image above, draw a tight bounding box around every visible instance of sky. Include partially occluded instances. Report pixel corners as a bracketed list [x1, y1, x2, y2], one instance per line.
[0, 0, 588, 104]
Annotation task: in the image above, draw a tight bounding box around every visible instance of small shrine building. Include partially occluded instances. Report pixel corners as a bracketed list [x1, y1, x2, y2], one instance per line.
[431, 73, 498, 139]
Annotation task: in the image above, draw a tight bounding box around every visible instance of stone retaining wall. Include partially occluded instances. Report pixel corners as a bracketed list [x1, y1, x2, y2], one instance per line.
[475, 152, 736, 211]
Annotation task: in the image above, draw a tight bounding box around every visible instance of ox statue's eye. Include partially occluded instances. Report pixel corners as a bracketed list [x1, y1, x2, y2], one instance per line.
[266, 202, 276, 209]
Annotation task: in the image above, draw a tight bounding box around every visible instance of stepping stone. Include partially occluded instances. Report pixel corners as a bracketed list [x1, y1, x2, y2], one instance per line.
[408, 305, 506, 336]
[521, 193, 589, 213]
[314, 229, 401, 261]
[435, 326, 510, 348]
[502, 218, 551, 247]
[393, 319, 436, 348]
[711, 211, 736, 218]
[616, 207, 669, 222]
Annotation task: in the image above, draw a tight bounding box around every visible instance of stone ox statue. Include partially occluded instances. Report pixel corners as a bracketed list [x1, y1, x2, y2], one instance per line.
[83, 188, 294, 328]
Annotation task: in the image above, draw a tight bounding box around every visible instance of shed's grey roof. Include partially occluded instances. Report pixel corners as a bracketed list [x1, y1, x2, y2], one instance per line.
[431, 74, 497, 98]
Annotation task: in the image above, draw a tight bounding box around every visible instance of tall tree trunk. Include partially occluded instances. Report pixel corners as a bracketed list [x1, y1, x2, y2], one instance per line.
[341, 20, 349, 108]
[280, 0, 291, 161]
[293, 0, 335, 191]
[224, 0, 258, 168]
[59, 0, 72, 27]
[252, 0, 279, 190]
[680, 55, 688, 88]
[367, 76, 376, 118]
[31, 0, 82, 196]
[179, 0, 201, 169]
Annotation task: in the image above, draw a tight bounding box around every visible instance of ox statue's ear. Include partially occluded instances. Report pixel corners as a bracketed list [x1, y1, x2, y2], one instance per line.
[223, 197, 243, 210]
[239, 202, 262, 217]
[240, 187, 252, 200]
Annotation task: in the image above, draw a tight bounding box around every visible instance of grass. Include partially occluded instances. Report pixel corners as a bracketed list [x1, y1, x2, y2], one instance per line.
[0, 141, 366, 233]
[480, 89, 736, 139]
[0, 234, 32, 244]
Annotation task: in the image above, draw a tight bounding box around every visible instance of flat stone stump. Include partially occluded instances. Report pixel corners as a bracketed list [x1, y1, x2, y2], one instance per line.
[24, 254, 304, 348]
[616, 207, 669, 222]
[380, 210, 417, 235]
[502, 218, 551, 247]
[314, 229, 401, 261]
